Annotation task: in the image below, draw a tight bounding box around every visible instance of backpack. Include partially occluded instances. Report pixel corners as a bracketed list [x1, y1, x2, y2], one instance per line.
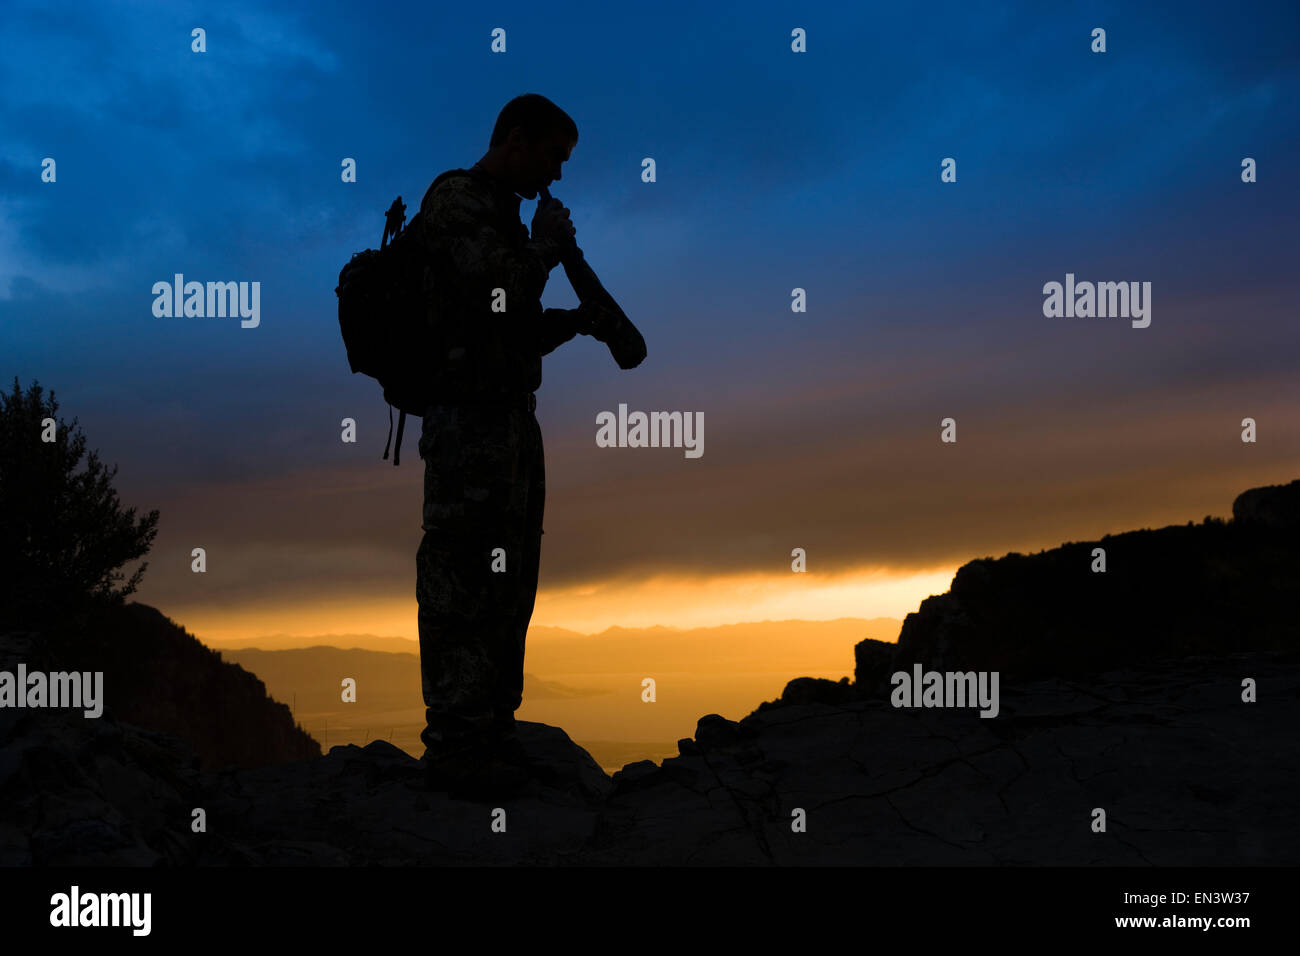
[334, 168, 503, 464]
[334, 193, 433, 465]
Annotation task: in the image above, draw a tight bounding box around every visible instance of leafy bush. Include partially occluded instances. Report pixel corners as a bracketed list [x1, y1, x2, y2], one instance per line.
[0, 377, 159, 629]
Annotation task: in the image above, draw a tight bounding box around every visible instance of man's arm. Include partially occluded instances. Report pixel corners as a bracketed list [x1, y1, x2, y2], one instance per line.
[537, 307, 584, 356]
[421, 175, 571, 355]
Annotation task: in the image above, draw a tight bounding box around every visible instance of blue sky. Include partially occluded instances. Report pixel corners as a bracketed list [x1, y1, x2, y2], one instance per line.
[2, 0, 1298, 635]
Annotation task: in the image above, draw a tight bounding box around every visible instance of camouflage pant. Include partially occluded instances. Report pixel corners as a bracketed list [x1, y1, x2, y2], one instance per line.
[415, 397, 544, 754]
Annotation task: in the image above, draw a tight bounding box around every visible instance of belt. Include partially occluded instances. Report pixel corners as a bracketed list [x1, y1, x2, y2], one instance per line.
[427, 393, 536, 412]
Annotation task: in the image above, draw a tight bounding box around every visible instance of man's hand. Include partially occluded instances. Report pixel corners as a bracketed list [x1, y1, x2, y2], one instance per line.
[575, 299, 620, 340]
[532, 197, 576, 245]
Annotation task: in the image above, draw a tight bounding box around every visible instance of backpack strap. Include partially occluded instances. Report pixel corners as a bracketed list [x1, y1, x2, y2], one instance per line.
[393, 409, 408, 466]
[380, 403, 408, 466]
[382, 403, 395, 462]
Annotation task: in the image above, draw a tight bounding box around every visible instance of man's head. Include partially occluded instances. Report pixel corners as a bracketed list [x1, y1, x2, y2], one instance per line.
[479, 93, 578, 200]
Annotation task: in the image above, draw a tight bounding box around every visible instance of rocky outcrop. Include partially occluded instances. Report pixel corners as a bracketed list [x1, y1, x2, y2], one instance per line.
[4, 479, 1297, 865]
[1232, 478, 1300, 530]
[3, 649, 1295, 864]
[594, 650, 1299, 864]
[851, 504, 1299, 696]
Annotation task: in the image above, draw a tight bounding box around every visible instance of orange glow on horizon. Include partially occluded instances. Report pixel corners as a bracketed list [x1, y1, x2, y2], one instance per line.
[170, 564, 957, 646]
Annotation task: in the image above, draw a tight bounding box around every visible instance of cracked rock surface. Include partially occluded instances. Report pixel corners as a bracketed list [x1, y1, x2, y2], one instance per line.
[4, 640, 1294, 864]
[583, 651, 1298, 865]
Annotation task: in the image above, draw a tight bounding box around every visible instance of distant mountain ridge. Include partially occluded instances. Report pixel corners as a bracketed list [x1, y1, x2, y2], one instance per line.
[219, 646, 602, 707]
[210, 617, 904, 657]
[212, 620, 900, 768]
[210, 633, 424, 653]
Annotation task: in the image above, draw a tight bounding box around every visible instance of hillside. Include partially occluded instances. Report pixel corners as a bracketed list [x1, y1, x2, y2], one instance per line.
[34, 601, 320, 770]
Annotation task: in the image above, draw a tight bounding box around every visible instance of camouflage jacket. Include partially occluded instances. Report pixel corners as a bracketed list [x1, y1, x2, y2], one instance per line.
[418, 165, 584, 402]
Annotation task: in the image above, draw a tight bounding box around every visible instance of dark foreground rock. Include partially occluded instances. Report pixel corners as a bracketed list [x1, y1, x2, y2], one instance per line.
[5, 480, 1298, 865]
[4, 647, 1295, 865]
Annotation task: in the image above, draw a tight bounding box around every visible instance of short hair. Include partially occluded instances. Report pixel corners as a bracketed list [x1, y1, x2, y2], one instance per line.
[489, 94, 578, 149]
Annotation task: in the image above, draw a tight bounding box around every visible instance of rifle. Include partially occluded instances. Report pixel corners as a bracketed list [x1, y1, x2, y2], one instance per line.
[539, 185, 646, 370]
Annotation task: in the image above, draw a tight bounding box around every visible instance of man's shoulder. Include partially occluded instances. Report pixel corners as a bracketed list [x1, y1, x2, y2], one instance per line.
[421, 168, 494, 220]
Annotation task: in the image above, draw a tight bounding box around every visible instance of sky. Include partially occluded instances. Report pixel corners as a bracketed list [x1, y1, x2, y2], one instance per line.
[2, 0, 1298, 645]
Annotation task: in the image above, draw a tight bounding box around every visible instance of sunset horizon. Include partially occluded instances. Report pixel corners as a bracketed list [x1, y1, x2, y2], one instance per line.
[2, 0, 1297, 901]
[170, 565, 955, 648]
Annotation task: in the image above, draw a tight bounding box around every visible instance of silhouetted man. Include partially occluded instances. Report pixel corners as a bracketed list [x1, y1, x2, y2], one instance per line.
[381, 196, 406, 249]
[415, 94, 616, 796]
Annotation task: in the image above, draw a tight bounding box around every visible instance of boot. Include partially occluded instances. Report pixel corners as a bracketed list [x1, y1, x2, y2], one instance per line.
[491, 734, 532, 769]
[423, 740, 530, 800]
[489, 715, 540, 769]
[487, 728, 563, 788]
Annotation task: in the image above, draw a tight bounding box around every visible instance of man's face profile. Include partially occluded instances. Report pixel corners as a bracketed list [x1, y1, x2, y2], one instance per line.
[507, 126, 574, 198]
